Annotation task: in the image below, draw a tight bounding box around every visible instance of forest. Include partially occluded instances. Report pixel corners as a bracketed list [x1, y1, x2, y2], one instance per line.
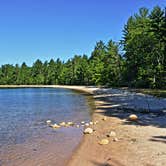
[0, 6, 165, 89]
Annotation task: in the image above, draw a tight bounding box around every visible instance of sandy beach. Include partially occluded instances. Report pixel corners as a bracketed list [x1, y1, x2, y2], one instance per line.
[0, 85, 166, 166]
[65, 86, 166, 166]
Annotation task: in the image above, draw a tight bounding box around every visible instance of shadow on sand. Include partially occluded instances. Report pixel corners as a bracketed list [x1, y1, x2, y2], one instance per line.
[94, 90, 166, 128]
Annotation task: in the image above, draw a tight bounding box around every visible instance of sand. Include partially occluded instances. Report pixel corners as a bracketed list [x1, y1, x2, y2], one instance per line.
[1, 85, 166, 166]
[65, 86, 166, 166]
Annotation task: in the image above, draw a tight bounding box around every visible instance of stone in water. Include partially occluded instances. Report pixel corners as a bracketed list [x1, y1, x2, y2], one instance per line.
[51, 124, 61, 129]
[67, 122, 74, 126]
[59, 122, 66, 126]
[46, 120, 52, 124]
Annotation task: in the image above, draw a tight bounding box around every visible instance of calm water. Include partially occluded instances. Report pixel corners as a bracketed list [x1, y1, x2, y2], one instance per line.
[0, 88, 93, 166]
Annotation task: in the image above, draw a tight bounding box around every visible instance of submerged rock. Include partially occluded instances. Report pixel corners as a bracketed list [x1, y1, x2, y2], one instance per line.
[83, 127, 93, 134]
[129, 114, 138, 121]
[59, 122, 66, 126]
[67, 122, 74, 126]
[46, 120, 52, 125]
[99, 139, 109, 145]
[51, 123, 61, 129]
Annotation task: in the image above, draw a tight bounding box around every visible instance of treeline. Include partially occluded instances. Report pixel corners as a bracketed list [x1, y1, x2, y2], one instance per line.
[0, 6, 165, 89]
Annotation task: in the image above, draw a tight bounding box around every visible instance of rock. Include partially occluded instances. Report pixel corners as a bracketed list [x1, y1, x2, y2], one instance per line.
[102, 117, 107, 121]
[65, 124, 70, 127]
[83, 127, 93, 134]
[67, 122, 74, 126]
[46, 120, 52, 124]
[76, 125, 80, 128]
[99, 139, 109, 145]
[85, 123, 89, 126]
[89, 121, 93, 125]
[81, 121, 85, 124]
[94, 121, 99, 125]
[131, 138, 137, 142]
[129, 114, 138, 121]
[107, 131, 116, 137]
[113, 138, 119, 142]
[51, 124, 61, 129]
[59, 122, 66, 126]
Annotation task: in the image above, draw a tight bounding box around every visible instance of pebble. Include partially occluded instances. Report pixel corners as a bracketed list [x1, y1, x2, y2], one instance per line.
[67, 122, 74, 126]
[113, 138, 119, 142]
[65, 124, 70, 127]
[102, 117, 107, 121]
[107, 131, 116, 137]
[85, 123, 90, 126]
[46, 120, 52, 124]
[83, 127, 93, 134]
[89, 121, 93, 125]
[99, 139, 109, 145]
[51, 124, 61, 129]
[59, 122, 66, 126]
[94, 121, 99, 125]
[129, 114, 138, 121]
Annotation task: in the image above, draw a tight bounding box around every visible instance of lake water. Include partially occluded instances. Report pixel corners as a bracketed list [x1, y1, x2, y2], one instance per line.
[0, 88, 93, 166]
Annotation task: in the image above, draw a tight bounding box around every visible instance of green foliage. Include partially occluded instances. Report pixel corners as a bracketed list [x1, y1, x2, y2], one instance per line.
[122, 6, 166, 89]
[0, 6, 165, 89]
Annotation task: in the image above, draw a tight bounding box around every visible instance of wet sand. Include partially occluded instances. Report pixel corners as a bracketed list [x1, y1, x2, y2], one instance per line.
[1, 85, 166, 166]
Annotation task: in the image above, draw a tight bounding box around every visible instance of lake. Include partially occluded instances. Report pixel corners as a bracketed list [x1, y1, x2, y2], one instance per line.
[0, 88, 94, 166]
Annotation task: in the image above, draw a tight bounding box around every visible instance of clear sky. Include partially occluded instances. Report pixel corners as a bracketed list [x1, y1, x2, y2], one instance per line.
[0, 0, 165, 66]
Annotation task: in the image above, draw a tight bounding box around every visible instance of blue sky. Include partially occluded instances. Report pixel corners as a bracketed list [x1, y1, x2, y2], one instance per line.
[0, 0, 165, 66]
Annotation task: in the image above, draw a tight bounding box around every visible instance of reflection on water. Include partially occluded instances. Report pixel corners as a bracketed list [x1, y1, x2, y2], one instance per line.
[0, 88, 94, 166]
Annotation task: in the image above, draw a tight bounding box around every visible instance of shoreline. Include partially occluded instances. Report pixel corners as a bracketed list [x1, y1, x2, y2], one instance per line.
[1, 85, 166, 166]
